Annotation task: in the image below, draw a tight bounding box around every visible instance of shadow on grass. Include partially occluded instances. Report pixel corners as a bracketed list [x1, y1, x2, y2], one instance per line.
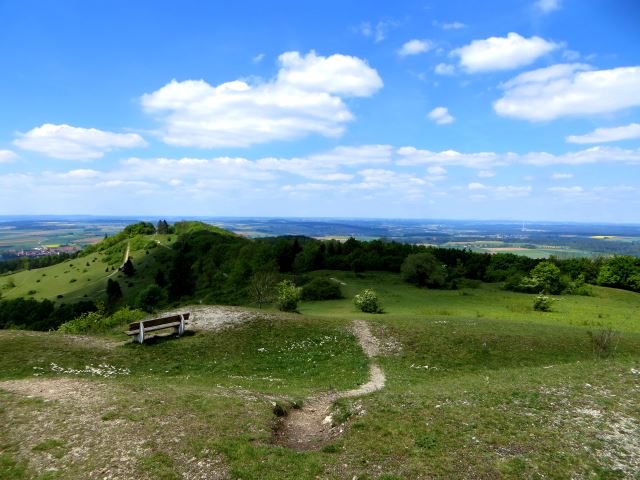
[126, 329, 197, 347]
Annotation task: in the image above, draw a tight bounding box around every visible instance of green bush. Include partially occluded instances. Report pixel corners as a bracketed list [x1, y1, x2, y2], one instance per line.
[136, 285, 167, 312]
[275, 280, 301, 312]
[533, 294, 554, 312]
[400, 252, 446, 288]
[300, 278, 342, 301]
[58, 305, 146, 334]
[353, 288, 383, 313]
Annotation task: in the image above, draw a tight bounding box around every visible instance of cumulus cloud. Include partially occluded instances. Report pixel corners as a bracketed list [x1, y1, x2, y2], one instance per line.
[397, 145, 640, 168]
[495, 64, 640, 121]
[14, 124, 146, 160]
[397, 147, 513, 169]
[252, 53, 265, 64]
[451, 32, 558, 73]
[428, 107, 455, 125]
[535, 0, 561, 13]
[0, 150, 18, 163]
[358, 20, 399, 42]
[441, 21, 467, 30]
[434, 63, 456, 75]
[427, 166, 447, 175]
[551, 172, 573, 180]
[566, 123, 640, 144]
[256, 145, 392, 181]
[467, 182, 532, 197]
[398, 39, 433, 57]
[141, 51, 383, 148]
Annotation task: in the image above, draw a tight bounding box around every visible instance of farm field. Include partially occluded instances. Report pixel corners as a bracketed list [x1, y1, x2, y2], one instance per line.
[1, 272, 639, 479]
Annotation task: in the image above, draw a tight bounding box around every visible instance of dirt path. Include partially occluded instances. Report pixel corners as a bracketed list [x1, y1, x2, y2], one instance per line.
[107, 240, 130, 279]
[273, 320, 386, 451]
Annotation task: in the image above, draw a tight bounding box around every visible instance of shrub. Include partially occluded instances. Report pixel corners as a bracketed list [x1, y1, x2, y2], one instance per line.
[275, 280, 301, 312]
[354, 288, 383, 313]
[300, 278, 342, 301]
[401, 253, 446, 288]
[136, 285, 167, 312]
[530, 261, 564, 294]
[58, 305, 146, 334]
[533, 294, 554, 312]
[588, 327, 619, 358]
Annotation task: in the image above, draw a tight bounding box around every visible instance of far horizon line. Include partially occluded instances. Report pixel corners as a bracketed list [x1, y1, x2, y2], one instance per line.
[0, 214, 639, 227]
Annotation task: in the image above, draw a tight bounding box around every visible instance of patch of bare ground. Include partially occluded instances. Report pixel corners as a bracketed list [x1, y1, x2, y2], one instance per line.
[0, 378, 229, 479]
[162, 305, 282, 332]
[272, 320, 386, 451]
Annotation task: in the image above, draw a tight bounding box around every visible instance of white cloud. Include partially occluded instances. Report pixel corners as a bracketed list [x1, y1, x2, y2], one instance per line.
[451, 32, 558, 73]
[442, 22, 467, 30]
[398, 39, 433, 57]
[551, 172, 573, 180]
[358, 20, 398, 42]
[566, 123, 640, 144]
[60, 169, 101, 179]
[467, 182, 531, 197]
[397, 145, 640, 168]
[548, 186, 584, 194]
[428, 107, 455, 125]
[256, 145, 392, 181]
[478, 170, 495, 178]
[495, 64, 640, 121]
[0, 150, 18, 163]
[535, 0, 561, 13]
[141, 51, 383, 148]
[252, 53, 265, 64]
[434, 63, 456, 75]
[427, 166, 447, 175]
[14, 124, 146, 160]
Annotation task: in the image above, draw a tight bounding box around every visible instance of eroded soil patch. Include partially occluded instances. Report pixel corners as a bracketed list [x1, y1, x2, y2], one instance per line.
[272, 320, 386, 451]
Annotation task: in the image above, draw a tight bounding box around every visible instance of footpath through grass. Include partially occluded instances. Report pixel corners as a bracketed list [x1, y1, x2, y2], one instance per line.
[1, 271, 640, 478]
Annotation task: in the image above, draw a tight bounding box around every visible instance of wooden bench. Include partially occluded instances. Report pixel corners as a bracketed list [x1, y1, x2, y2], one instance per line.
[125, 313, 190, 344]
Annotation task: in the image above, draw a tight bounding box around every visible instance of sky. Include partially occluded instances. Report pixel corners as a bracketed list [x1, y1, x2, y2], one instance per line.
[1, 0, 639, 222]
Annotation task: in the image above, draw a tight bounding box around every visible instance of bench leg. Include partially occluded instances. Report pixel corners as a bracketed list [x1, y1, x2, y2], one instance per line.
[177, 315, 185, 336]
[135, 321, 145, 344]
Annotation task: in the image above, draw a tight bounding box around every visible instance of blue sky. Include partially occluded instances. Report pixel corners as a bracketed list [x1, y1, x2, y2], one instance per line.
[1, 0, 639, 222]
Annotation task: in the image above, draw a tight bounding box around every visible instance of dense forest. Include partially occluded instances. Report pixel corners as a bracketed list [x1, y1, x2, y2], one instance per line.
[1, 220, 640, 331]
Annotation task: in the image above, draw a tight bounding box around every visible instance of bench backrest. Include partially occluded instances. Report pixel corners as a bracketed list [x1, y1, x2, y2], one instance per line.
[128, 313, 189, 331]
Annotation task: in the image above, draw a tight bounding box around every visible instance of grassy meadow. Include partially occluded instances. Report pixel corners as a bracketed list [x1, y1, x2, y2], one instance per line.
[1, 271, 639, 478]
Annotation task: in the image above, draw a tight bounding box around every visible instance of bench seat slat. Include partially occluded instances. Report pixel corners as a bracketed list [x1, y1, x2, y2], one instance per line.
[125, 321, 184, 335]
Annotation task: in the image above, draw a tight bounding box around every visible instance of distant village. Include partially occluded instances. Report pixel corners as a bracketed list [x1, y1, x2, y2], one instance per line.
[14, 245, 79, 258]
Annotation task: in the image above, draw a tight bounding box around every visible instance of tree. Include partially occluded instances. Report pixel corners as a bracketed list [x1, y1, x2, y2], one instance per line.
[137, 285, 166, 312]
[275, 280, 301, 312]
[156, 219, 170, 235]
[530, 261, 563, 294]
[248, 271, 278, 308]
[300, 278, 342, 301]
[122, 258, 135, 277]
[401, 252, 446, 288]
[106, 279, 122, 305]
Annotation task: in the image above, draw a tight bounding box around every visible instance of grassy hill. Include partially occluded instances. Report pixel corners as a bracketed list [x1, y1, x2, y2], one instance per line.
[1, 271, 639, 479]
[0, 233, 175, 304]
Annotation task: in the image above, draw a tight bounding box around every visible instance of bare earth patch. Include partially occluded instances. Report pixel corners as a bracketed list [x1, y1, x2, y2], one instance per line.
[273, 320, 386, 451]
[0, 378, 229, 479]
[162, 305, 280, 332]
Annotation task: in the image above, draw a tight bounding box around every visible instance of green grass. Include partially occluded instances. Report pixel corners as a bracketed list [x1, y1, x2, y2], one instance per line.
[299, 271, 640, 334]
[1, 271, 639, 478]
